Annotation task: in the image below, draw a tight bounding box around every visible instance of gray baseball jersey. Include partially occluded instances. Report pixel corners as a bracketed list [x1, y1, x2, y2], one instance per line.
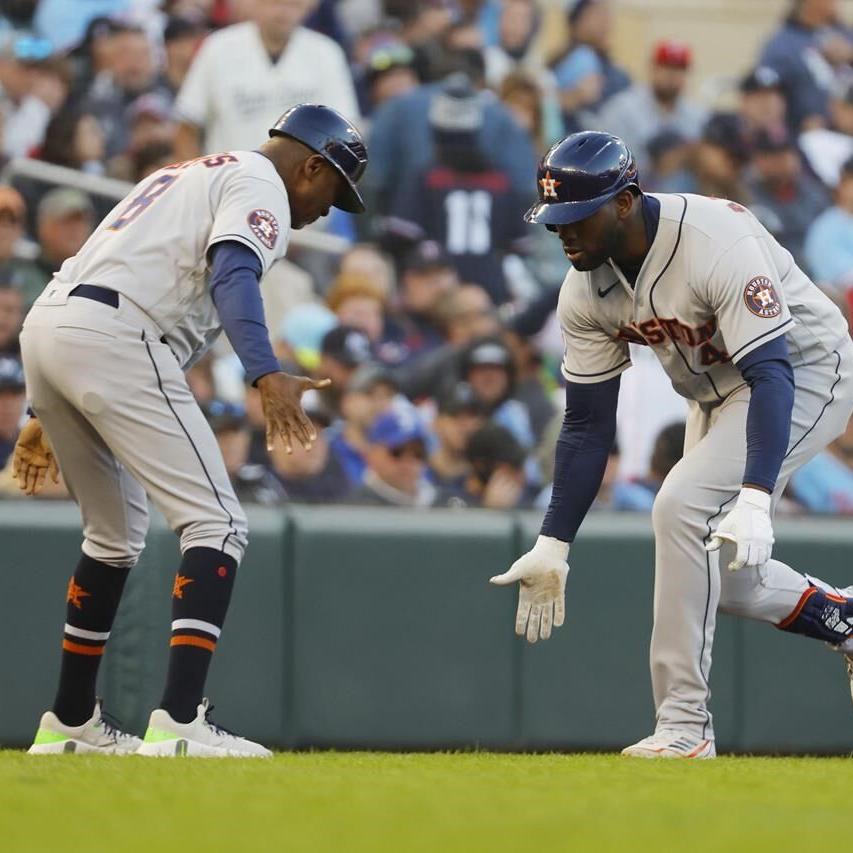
[557, 193, 848, 401]
[53, 150, 291, 369]
[554, 191, 853, 742]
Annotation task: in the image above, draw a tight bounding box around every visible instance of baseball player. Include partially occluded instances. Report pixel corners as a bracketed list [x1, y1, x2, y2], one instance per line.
[16, 104, 367, 757]
[491, 131, 853, 759]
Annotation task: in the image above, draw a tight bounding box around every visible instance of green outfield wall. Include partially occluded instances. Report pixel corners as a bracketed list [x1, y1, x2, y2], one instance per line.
[2, 501, 852, 753]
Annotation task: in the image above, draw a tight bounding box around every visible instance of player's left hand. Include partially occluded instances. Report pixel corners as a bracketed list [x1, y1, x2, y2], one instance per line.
[256, 371, 331, 453]
[705, 486, 774, 571]
[11, 417, 60, 496]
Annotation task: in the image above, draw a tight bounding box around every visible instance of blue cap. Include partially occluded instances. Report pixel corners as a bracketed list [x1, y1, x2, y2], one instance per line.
[0, 356, 25, 390]
[368, 406, 428, 449]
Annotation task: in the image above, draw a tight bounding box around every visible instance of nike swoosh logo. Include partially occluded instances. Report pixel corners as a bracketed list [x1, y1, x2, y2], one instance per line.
[597, 281, 619, 298]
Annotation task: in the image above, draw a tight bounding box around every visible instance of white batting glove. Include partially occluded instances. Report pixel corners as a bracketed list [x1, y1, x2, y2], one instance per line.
[705, 487, 774, 571]
[490, 536, 569, 643]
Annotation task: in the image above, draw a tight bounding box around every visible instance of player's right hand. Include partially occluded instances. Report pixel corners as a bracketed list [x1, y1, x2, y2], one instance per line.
[256, 372, 331, 454]
[490, 536, 570, 643]
[11, 417, 60, 496]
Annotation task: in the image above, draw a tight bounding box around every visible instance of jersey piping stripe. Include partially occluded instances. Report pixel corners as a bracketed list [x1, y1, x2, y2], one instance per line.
[646, 195, 723, 402]
[696, 348, 842, 739]
[142, 334, 238, 554]
[729, 317, 794, 363]
[564, 358, 632, 378]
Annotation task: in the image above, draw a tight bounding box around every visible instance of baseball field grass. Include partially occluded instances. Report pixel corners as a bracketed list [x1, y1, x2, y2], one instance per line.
[4, 750, 853, 852]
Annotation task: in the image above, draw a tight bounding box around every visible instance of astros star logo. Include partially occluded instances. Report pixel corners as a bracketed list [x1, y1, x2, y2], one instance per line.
[67, 578, 90, 610]
[172, 574, 194, 600]
[540, 170, 561, 199]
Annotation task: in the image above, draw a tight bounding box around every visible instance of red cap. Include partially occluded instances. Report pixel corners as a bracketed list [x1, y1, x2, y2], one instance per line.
[653, 40, 692, 69]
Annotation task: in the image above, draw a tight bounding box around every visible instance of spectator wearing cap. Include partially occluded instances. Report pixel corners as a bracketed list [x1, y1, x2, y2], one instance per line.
[268, 390, 350, 503]
[39, 106, 107, 175]
[805, 155, 853, 295]
[106, 92, 176, 181]
[689, 112, 753, 205]
[81, 23, 170, 158]
[799, 77, 853, 189]
[0, 281, 23, 357]
[318, 325, 375, 418]
[397, 241, 459, 360]
[459, 336, 534, 450]
[549, 0, 631, 132]
[746, 125, 831, 270]
[275, 302, 338, 372]
[438, 422, 533, 509]
[644, 129, 693, 194]
[359, 38, 419, 115]
[385, 73, 533, 306]
[427, 381, 487, 491]
[595, 40, 707, 174]
[15, 188, 96, 306]
[160, 16, 208, 98]
[738, 66, 788, 139]
[759, 0, 852, 134]
[0, 356, 25, 468]
[328, 363, 399, 487]
[205, 398, 286, 506]
[173, 0, 358, 159]
[326, 273, 410, 366]
[349, 405, 437, 507]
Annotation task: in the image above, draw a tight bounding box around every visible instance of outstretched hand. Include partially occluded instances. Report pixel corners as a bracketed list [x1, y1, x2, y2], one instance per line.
[12, 417, 60, 496]
[256, 372, 331, 453]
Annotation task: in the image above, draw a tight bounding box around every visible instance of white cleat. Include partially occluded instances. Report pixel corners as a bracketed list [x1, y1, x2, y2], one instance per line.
[28, 699, 142, 755]
[621, 730, 716, 759]
[136, 698, 272, 758]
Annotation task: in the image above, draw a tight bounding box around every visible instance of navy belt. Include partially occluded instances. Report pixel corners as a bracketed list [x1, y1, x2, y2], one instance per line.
[69, 284, 119, 308]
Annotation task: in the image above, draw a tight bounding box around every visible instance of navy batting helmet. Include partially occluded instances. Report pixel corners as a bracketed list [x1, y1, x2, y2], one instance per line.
[524, 131, 639, 226]
[269, 104, 368, 214]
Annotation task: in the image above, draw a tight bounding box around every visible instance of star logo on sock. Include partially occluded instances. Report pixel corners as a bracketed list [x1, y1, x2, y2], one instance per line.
[172, 574, 194, 600]
[66, 578, 90, 609]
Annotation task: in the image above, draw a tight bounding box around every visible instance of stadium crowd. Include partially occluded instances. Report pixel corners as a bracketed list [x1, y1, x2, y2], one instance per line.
[0, 0, 851, 513]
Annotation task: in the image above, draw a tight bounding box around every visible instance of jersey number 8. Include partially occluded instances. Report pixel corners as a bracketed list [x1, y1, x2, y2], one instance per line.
[107, 173, 178, 231]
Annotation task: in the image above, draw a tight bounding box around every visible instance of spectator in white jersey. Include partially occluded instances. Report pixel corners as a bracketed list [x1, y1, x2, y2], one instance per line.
[174, 0, 359, 159]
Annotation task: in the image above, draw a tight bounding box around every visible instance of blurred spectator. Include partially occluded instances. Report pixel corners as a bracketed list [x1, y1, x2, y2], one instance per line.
[789, 416, 853, 514]
[107, 92, 175, 179]
[484, 0, 547, 90]
[133, 139, 177, 181]
[268, 390, 350, 502]
[337, 242, 396, 301]
[0, 355, 25, 468]
[499, 70, 549, 153]
[318, 325, 374, 417]
[174, 0, 359, 159]
[275, 302, 337, 370]
[349, 405, 437, 507]
[397, 241, 459, 360]
[804, 155, 853, 291]
[459, 336, 534, 449]
[205, 398, 286, 506]
[160, 16, 208, 97]
[326, 272, 409, 365]
[439, 422, 532, 508]
[427, 381, 487, 491]
[690, 112, 752, 204]
[0, 281, 23, 357]
[503, 330, 555, 442]
[81, 23, 167, 158]
[799, 76, 853, 188]
[0, 46, 69, 160]
[759, 0, 852, 133]
[596, 40, 707, 173]
[328, 363, 398, 486]
[364, 56, 536, 222]
[644, 129, 693, 193]
[549, 0, 630, 131]
[360, 39, 419, 115]
[385, 73, 532, 305]
[39, 107, 107, 174]
[746, 126, 830, 269]
[15, 188, 96, 306]
[0, 186, 34, 282]
[738, 65, 787, 138]
[611, 421, 685, 511]
[31, 1, 130, 54]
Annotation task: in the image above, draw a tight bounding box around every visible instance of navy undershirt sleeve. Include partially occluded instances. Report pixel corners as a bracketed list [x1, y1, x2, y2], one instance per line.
[541, 376, 620, 543]
[208, 240, 281, 386]
[735, 335, 794, 493]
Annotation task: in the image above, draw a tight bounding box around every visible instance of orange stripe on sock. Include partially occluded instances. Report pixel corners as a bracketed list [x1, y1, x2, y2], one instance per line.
[62, 639, 105, 656]
[170, 635, 216, 652]
[778, 587, 818, 630]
